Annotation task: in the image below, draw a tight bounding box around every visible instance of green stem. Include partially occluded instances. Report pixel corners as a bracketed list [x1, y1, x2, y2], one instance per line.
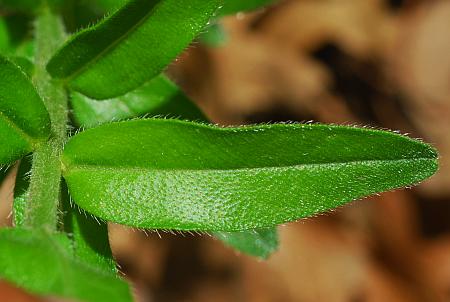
[24, 8, 67, 232]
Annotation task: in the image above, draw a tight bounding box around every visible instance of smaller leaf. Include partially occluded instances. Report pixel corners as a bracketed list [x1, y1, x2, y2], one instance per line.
[0, 56, 50, 166]
[215, 227, 278, 259]
[47, 0, 222, 99]
[71, 74, 207, 128]
[0, 228, 133, 302]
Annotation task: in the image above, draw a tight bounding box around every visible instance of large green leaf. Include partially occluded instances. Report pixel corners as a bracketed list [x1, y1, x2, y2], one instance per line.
[0, 228, 132, 302]
[70, 74, 278, 258]
[215, 227, 278, 259]
[0, 56, 50, 166]
[71, 74, 207, 128]
[62, 119, 438, 231]
[47, 0, 222, 100]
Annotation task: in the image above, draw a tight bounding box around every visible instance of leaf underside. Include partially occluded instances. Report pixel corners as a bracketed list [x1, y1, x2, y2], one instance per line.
[62, 119, 438, 231]
[47, 0, 222, 99]
[0, 56, 50, 166]
[70, 74, 207, 128]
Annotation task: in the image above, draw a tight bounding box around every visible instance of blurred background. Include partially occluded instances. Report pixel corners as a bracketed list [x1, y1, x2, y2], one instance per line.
[1, 0, 450, 301]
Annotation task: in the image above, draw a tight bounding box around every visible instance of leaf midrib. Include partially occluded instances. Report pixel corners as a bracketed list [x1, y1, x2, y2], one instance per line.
[65, 0, 163, 82]
[63, 157, 436, 174]
[0, 110, 40, 146]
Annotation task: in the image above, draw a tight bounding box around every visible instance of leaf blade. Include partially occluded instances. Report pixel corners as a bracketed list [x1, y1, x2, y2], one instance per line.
[0, 56, 50, 166]
[70, 74, 207, 128]
[47, 0, 221, 99]
[62, 119, 438, 231]
[0, 228, 132, 302]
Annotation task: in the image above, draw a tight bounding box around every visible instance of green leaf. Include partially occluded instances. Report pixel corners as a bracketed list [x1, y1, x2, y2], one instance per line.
[215, 227, 278, 259]
[71, 74, 207, 128]
[62, 119, 438, 231]
[70, 74, 278, 258]
[9, 56, 34, 77]
[219, 0, 275, 16]
[0, 56, 50, 166]
[47, 0, 222, 99]
[0, 228, 132, 302]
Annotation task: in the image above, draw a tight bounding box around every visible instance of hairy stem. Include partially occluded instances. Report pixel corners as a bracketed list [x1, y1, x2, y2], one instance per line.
[24, 8, 67, 231]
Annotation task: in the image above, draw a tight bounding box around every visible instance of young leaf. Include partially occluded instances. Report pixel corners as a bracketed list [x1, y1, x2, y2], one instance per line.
[47, 0, 222, 100]
[215, 227, 278, 259]
[0, 228, 132, 302]
[62, 119, 438, 231]
[0, 56, 50, 166]
[71, 74, 207, 128]
[219, 0, 275, 16]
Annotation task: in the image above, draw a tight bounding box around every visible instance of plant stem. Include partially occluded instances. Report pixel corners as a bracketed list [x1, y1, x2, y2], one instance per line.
[24, 8, 67, 232]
